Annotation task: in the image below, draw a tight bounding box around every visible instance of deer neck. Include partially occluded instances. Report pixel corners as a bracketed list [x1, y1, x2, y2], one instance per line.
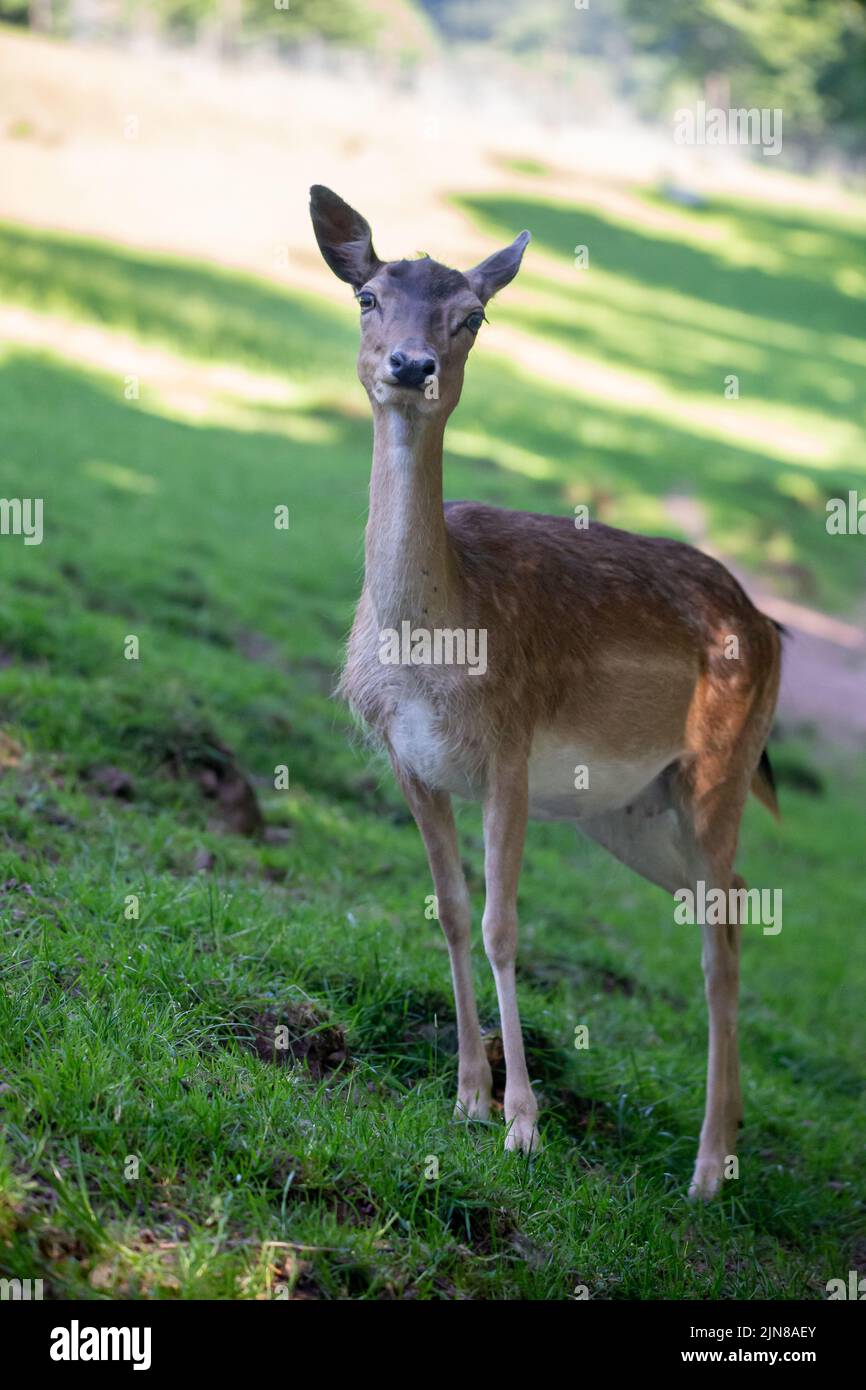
[364, 406, 460, 632]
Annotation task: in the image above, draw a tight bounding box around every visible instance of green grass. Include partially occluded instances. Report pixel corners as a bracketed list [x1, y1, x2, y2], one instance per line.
[456, 190, 866, 610]
[0, 192, 864, 1299]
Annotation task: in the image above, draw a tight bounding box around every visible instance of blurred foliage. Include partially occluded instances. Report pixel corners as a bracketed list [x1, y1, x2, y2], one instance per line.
[0, 0, 427, 51]
[422, 0, 624, 58]
[424, 0, 866, 154]
[1, 0, 864, 152]
[621, 0, 866, 150]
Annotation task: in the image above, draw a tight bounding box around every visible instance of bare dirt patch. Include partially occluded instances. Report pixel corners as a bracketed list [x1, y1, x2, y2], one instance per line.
[156, 730, 264, 837]
[82, 764, 135, 799]
[243, 1000, 350, 1079]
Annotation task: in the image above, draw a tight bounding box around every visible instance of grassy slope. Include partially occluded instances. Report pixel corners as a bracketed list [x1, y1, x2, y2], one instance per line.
[458, 189, 866, 610]
[0, 195, 864, 1299]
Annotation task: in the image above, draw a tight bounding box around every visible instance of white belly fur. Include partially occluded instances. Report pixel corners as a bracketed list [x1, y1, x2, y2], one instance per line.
[527, 730, 677, 821]
[388, 699, 679, 820]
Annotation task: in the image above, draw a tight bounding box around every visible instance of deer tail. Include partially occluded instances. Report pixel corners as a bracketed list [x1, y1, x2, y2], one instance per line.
[752, 747, 780, 820]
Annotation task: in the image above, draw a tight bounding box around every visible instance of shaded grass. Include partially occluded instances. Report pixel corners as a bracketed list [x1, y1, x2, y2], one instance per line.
[456, 190, 866, 608]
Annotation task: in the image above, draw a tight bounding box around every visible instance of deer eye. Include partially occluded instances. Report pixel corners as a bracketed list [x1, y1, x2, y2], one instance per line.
[463, 311, 485, 333]
[357, 290, 376, 311]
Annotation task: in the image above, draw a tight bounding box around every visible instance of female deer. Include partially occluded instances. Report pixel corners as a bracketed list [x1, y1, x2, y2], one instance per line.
[309, 185, 781, 1198]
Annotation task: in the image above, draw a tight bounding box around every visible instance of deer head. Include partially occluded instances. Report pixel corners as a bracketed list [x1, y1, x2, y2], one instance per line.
[309, 185, 530, 418]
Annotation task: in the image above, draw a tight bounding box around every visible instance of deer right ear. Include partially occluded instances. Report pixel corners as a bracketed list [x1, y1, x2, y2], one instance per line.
[309, 185, 383, 289]
[465, 230, 531, 305]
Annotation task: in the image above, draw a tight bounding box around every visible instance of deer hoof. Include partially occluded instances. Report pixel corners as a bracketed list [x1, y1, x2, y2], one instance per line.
[453, 1091, 491, 1122]
[504, 1113, 541, 1155]
[688, 1157, 726, 1201]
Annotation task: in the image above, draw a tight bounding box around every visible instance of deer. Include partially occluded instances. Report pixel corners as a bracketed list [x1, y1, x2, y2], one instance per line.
[309, 184, 782, 1199]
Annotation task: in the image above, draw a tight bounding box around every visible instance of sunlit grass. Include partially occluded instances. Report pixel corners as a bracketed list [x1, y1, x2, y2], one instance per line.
[1, 200, 864, 609]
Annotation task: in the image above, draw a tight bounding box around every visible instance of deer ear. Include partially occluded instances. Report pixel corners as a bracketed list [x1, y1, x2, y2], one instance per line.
[309, 185, 383, 289]
[465, 230, 530, 304]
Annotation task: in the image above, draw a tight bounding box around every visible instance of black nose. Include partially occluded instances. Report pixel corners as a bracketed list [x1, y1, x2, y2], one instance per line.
[389, 350, 437, 389]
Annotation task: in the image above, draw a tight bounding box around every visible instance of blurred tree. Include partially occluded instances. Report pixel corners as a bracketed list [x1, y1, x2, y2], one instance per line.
[141, 0, 376, 47]
[2, 0, 862, 151]
[622, 0, 864, 141]
[421, 0, 866, 153]
[239, 0, 376, 47]
[30, 0, 52, 30]
[0, 0, 382, 45]
[0, 0, 43, 27]
[814, 0, 866, 146]
[422, 0, 623, 58]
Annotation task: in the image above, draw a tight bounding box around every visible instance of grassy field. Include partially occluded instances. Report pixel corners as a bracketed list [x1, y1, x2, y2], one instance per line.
[0, 186, 864, 1299]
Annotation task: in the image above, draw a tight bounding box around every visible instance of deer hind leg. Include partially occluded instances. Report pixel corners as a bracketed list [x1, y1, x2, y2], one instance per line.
[578, 762, 694, 894]
[684, 625, 780, 1197]
[680, 757, 755, 1201]
[690, 906, 742, 1200]
[579, 760, 749, 1199]
[482, 749, 539, 1154]
[395, 767, 492, 1121]
[726, 873, 747, 1132]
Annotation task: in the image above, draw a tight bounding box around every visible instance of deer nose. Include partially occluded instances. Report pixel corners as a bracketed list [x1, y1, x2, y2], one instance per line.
[388, 349, 437, 389]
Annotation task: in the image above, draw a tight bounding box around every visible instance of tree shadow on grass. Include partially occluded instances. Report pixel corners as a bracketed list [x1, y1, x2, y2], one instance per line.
[1, 218, 863, 623]
[459, 191, 866, 341]
[456, 192, 866, 482]
[0, 220, 357, 380]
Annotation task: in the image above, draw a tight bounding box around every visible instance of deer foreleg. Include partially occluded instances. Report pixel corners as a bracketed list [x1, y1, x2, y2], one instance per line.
[397, 769, 492, 1120]
[481, 751, 539, 1154]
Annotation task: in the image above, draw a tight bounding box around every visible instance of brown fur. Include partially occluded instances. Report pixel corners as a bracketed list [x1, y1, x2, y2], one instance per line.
[345, 502, 781, 773]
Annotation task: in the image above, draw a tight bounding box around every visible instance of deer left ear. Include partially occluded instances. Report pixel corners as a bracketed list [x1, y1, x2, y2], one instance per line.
[309, 184, 383, 289]
[465, 230, 530, 305]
